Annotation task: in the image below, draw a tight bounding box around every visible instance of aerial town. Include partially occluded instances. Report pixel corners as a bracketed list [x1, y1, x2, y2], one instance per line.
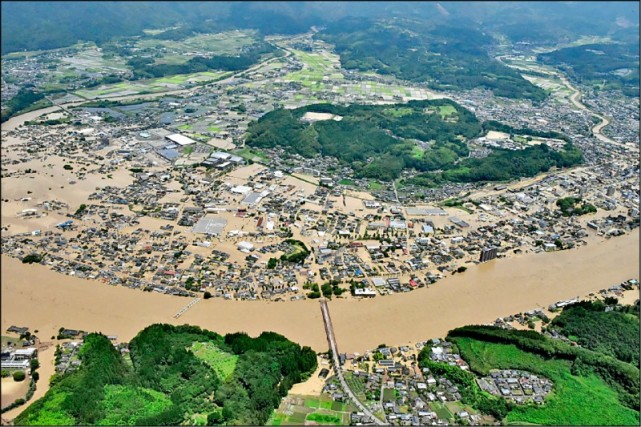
[1, 4, 639, 426]
[2, 33, 639, 303]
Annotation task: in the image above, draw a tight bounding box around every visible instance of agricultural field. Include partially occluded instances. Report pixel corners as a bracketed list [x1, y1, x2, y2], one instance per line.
[283, 48, 344, 90]
[267, 395, 357, 426]
[135, 30, 258, 65]
[233, 147, 268, 162]
[453, 337, 640, 426]
[60, 43, 129, 72]
[189, 341, 238, 381]
[521, 74, 574, 102]
[343, 372, 367, 402]
[74, 70, 230, 99]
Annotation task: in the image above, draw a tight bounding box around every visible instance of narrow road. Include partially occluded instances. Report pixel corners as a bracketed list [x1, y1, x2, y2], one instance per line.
[392, 181, 410, 256]
[319, 299, 386, 425]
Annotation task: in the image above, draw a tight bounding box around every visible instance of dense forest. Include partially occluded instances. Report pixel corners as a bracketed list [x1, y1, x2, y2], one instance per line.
[550, 300, 640, 366]
[3, 2, 637, 54]
[246, 99, 583, 183]
[245, 99, 481, 181]
[538, 43, 640, 96]
[15, 324, 317, 426]
[441, 143, 583, 182]
[317, 20, 548, 101]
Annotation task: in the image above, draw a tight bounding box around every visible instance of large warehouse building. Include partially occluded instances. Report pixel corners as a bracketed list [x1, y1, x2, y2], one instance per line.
[165, 133, 196, 146]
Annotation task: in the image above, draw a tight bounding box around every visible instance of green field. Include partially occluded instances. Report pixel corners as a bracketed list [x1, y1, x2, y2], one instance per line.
[343, 372, 367, 401]
[306, 412, 342, 425]
[410, 145, 424, 159]
[338, 179, 355, 186]
[283, 49, 343, 89]
[1, 335, 20, 347]
[189, 341, 238, 381]
[233, 147, 267, 162]
[382, 388, 396, 402]
[268, 395, 354, 426]
[453, 337, 640, 425]
[430, 401, 453, 420]
[437, 104, 457, 117]
[368, 181, 383, 191]
[136, 31, 257, 62]
[74, 71, 230, 99]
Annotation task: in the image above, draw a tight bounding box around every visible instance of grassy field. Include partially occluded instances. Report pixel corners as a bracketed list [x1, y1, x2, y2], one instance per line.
[453, 337, 640, 426]
[410, 145, 424, 159]
[368, 181, 383, 191]
[437, 104, 457, 117]
[338, 179, 355, 186]
[430, 401, 453, 420]
[233, 147, 267, 162]
[1, 335, 20, 347]
[189, 341, 238, 381]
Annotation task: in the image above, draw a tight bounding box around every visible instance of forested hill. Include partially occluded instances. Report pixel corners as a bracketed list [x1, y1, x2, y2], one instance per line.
[538, 42, 640, 97]
[246, 99, 481, 181]
[316, 20, 548, 101]
[549, 299, 640, 366]
[15, 324, 317, 426]
[245, 99, 583, 183]
[0, 1, 639, 54]
[2, 2, 638, 54]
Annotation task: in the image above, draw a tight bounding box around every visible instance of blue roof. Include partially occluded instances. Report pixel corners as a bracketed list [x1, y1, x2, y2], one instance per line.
[158, 149, 181, 160]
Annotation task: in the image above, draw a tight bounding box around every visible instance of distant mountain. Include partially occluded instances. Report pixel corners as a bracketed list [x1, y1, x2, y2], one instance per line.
[2, 1, 638, 54]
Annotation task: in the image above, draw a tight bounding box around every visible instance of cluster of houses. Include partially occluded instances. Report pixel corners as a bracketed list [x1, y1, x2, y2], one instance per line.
[320, 340, 494, 425]
[477, 370, 552, 404]
[1, 27, 638, 307]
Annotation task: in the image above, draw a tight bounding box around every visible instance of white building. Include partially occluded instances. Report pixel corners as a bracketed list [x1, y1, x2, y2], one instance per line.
[165, 134, 196, 146]
[237, 241, 254, 252]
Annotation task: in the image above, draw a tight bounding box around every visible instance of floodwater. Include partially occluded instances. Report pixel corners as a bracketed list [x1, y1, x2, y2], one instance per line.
[2, 229, 638, 356]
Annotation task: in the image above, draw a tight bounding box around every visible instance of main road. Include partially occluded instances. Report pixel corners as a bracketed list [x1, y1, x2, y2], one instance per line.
[495, 55, 633, 152]
[319, 299, 387, 425]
